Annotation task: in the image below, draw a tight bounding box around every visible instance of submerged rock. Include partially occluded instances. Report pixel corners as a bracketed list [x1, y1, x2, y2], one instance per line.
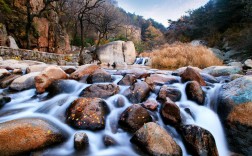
[66, 98, 108, 130]
[180, 125, 218, 156]
[80, 84, 119, 99]
[10, 72, 40, 91]
[130, 122, 182, 156]
[157, 85, 181, 102]
[86, 69, 112, 83]
[180, 67, 206, 86]
[74, 132, 89, 150]
[70, 64, 100, 80]
[185, 81, 205, 105]
[119, 104, 152, 133]
[161, 98, 181, 126]
[103, 135, 117, 147]
[0, 118, 66, 156]
[123, 81, 150, 103]
[118, 74, 137, 86]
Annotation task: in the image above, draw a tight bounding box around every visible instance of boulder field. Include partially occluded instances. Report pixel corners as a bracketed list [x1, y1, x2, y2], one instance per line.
[0, 59, 251, 155]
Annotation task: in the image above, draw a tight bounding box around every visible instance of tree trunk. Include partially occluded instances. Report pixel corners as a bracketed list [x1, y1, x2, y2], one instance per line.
[26, 1, 32, 49]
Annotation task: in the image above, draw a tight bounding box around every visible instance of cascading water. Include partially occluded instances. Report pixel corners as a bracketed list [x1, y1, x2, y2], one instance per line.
[134, 57, 149, 65]
[0, 71, 229, 156]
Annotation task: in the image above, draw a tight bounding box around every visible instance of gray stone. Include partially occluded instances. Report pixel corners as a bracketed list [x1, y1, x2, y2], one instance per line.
[10, 72, 40, 91]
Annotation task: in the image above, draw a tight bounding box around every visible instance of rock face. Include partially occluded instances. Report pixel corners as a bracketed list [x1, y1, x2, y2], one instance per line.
[180, 67, 206, 86]
[74, 132, 89, 150]
[226, 102, 252, 155]
[86, 69, 111, 83]
[0, 118, 66, 156]
[185, 81, 205, 105]
[96, 41, 136, 65]
[119, 104, 152, 133]
[80, 84, 119, 99]
[118, 74, 137, 86]
[203, 66, 242, 77]
[70, 64, 100, 80]
[10, 72, 40, 91]
[123, 81, 150, 103]
[157, 85, 181, 102]
[180, 125, 219, 156]
[161, 98, 181, 126]
[66, 98, 108, 130]
[35, 66, 68, 93]
[130, 122, 182, 156]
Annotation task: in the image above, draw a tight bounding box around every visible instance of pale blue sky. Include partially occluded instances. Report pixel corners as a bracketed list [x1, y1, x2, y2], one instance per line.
[117, 0, 209, 27]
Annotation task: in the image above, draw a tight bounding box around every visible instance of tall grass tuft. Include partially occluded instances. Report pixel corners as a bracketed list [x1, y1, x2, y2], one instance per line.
[140, 43, 223, 69]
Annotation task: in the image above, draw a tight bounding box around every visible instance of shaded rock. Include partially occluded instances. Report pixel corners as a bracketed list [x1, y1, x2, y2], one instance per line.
[200, 73, 219, 83]
[123, 81, 150, 103]
[218, 76, 252, 121]
[26, 64, 49, 73]
[114, 96, 125, 108]
[147, 74, 179, 85]
[13, 68, 22, 74]
[103, 135, 117, 147]
[80, 84, 119, 99]
[87, 69, 111, 83]
[118, 74, 137, 86]
[47, 80, 76, 97]
[10, 72, 40, 91]
[0, 118, 66, 156]
[225, 102, 252, 155]
[180, 67, 206, 86]
[119, 104, 152, 133]
[142, 99, 158, 111]
[66, 98, 108, 130]
[186, 81, 205, 105]
[161, 98, 181, 126]
[60, 66, 77, 74]
[0, 74, 21, 88]
[0, 69, 11, 79]
[180, 125, 218, 156]
[70, 64, 100, 80]
[157, 85, 181, 102]
[0, 95, 11, 108]
[203, 66, 242, 77]
[35, 66, 68, 93]
[244, 59, 252, 69]
[74, 132, 89, 150]
[130, 122, 182, 156]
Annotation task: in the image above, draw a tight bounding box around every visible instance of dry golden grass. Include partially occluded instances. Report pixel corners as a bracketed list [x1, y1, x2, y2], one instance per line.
[140, 43, 223, 69]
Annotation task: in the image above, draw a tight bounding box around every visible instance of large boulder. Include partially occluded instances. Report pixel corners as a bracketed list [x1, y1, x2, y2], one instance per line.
[130, 122, 182, 156]
[26, 64, 49, 73]
[225, 102, 252, 155]
[118, 74, 137, 86]
[118, 104, 152, 133]
[70, 64, 100, 80]
[80, 84, 119, 99]
[123, 81, 150, 103]
[180, 125, 218, 156]
[185, 81, 205, 105]
[161, 98, 181, 126]
[35, 66, 68, 93]
[0, 118, 66, 155]
[157, 85, 181, 102]
[10, 72, 40, 91]
[147, 74, 179, 85]
[66, 98, 108, 130]
[203, 66, 242, 77]
[96, 41, 136, 65]
[180, 67, 206, 86]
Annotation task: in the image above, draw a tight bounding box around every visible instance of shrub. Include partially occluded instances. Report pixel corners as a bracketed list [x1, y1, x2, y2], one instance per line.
[140, 43, 223, 69]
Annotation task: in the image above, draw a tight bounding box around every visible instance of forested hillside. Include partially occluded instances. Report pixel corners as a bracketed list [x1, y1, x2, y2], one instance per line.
[166, 0, 252, 57]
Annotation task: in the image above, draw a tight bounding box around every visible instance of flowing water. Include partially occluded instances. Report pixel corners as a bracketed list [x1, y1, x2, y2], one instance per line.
[134, 57, 149, 65]
[0, 71, 229, 156]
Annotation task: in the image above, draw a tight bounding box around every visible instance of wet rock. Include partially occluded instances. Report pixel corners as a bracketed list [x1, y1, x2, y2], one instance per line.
[118, 74, 137, 86]
[122, 68, 149, 78]
[26, 64, 49, 73]
[13, 68, 22, 74]
[35, 66, 68, 93]
[70, 64, 100, 80]
[123, 81, 150, 103]
[180, 125, 218, 156]
[161, 98, 181, 126]
[145, 76, 155, 91]
[0, 69, 11, 78]
[103, 135, 117, 147]
[0, 95, 11, 108]
[203, 66, 243, 77]
[87, 69, 112, 83]
[157, 85, 181, 102]
[0, 74, 21, 88]
[186, 81, 205, 105]
[180, 67, 206, 86]
[130, 122, 182, 156]
[114, 96, 125, 108]
[80, 84, 119, 99]
[200, 73, 219, 83]
[119, 104, 152, 133]
[147, 74, 179, 85]
[10, 72, 40, 91]
[0, 118, 66, 156]
[225, 102, 252, 155]
[142, 99, 158, 111]
[244, 59, 252, 69]
[47, 80, 76, 97]
[66, 98, 108, 130]
[218, 76, 252, 121]
[74, 132, 89, 150]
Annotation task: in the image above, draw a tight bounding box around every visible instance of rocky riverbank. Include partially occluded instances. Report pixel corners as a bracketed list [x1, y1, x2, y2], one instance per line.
[0, 58, 251, 155]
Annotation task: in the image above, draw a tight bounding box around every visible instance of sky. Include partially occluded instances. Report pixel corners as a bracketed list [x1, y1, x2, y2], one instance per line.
[116, 0, 209, 27]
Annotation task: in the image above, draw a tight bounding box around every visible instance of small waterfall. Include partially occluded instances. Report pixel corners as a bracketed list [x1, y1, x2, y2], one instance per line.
[0, 72, 229, 156]
[134, 57, 149, 65]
